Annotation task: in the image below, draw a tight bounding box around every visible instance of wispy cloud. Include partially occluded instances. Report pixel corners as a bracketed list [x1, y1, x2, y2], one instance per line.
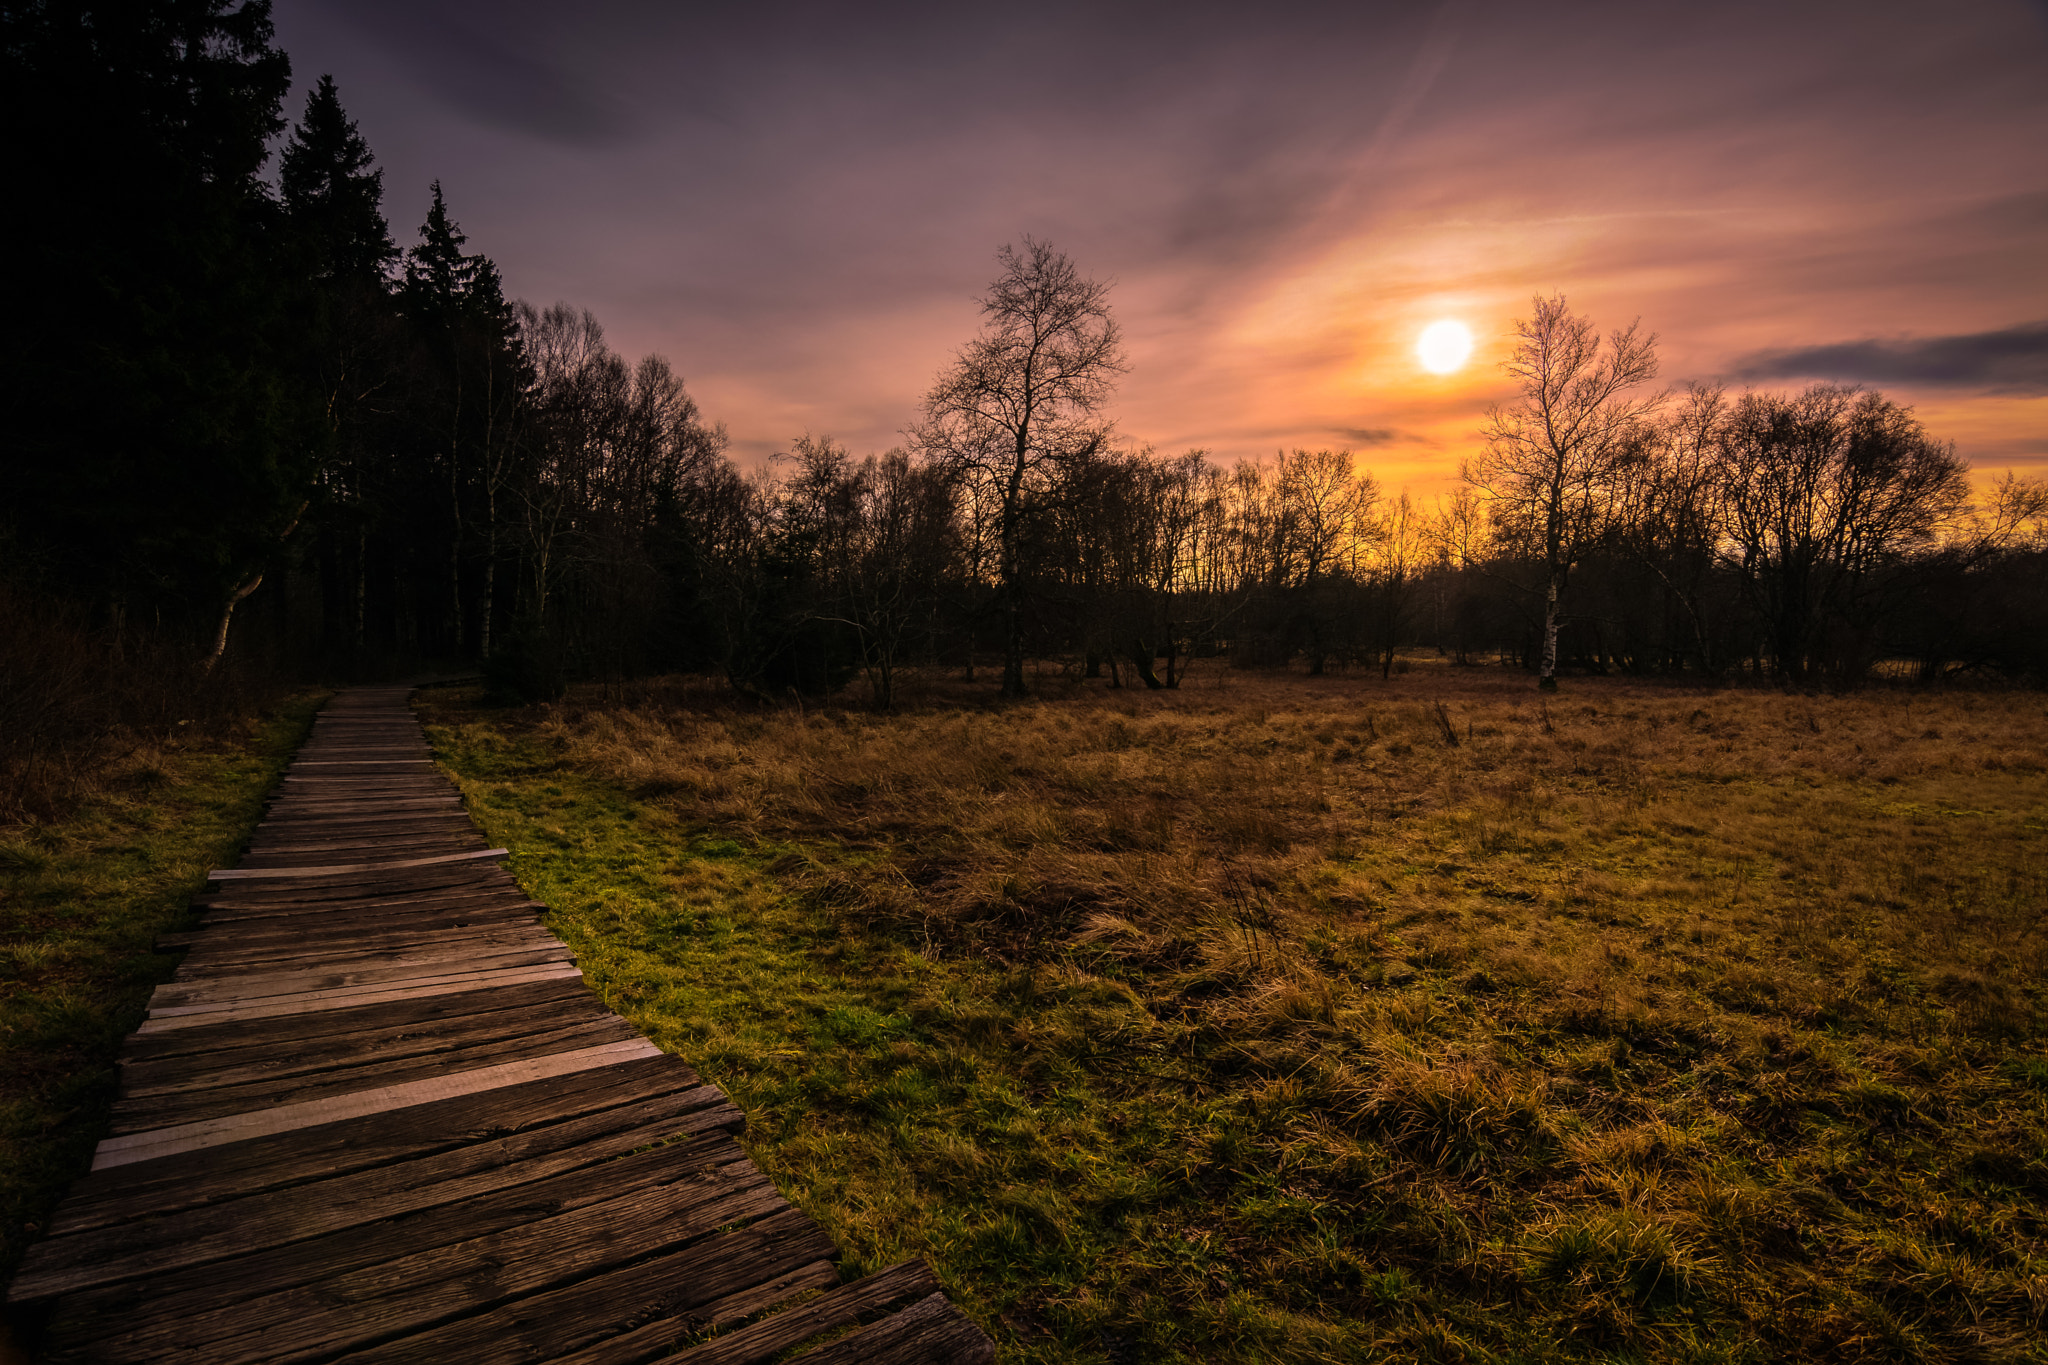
[1331, 427, 1436, 448]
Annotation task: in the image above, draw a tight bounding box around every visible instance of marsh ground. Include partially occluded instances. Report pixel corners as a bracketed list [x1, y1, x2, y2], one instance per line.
[416, 662, 2047, 1363]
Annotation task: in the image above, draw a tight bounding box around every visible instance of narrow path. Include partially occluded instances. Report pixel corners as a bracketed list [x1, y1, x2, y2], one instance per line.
[7, 686, 992, 1364]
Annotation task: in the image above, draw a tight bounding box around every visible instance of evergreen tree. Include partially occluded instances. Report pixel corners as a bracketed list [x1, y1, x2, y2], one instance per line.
[281, 75, 396, 286]
[395, 182, 526, 656]
[0, 0, 314, 656]
[281, 74, 404, 664]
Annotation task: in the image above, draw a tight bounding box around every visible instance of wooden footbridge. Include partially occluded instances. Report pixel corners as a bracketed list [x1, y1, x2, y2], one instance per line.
[7, 686, 993, 1364]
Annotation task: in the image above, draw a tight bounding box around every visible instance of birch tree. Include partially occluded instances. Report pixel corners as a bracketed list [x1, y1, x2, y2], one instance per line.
[1467, 294, 1661, 689]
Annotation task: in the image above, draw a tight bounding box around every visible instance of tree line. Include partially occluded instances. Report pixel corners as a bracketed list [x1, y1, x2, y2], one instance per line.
[5, 0, 2046, 763]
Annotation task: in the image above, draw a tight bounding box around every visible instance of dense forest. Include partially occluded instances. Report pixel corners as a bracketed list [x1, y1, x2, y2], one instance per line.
[5, 0, 2046, 817]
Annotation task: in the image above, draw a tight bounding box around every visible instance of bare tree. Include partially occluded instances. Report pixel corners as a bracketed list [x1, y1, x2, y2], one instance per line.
[913, 238, 1125, 696]
[1713, 384, 1970, 682]
[1467, 294, 1661, 689]
[1276, 448, 1377, 674]
[1611, 382, 1729, 674]
[1364, 490, 1428, 678]
[1084, 448, 1221, 688]
[515, 303, 726, 684]
[516, 303, 610, 624]
[778, 437, 958, 708]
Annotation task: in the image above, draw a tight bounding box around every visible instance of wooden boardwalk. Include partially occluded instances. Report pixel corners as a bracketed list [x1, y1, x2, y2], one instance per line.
[6, 686, 993, 1364]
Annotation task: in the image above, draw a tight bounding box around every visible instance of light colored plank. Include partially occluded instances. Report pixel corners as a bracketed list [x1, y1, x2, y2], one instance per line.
[290, 760, 436, 766]
[257, 798, 464, 818]
[144, 960, 581, 1018]
[206, 848, 508, 881]
[172, 926, 558, 974]
[90, 1039, 665, 1170]
[153, 944, 573, 1007]
[134, 963, 585, 1032]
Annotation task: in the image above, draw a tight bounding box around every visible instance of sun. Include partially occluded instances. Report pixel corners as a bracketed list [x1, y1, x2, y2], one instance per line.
[1417, 319, 1474, 375]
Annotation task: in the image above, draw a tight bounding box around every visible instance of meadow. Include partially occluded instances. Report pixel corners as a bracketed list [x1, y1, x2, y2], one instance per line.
[414, 663, 2048, 1364]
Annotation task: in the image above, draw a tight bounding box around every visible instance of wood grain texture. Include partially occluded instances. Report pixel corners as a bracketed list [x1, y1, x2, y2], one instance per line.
[652, 1260, 944, 1365]
[12, 1088, 743, 1303]
[207, 847, 508, 880]
[91, 1038, 663, 1168]
[42, 1055, 708, 1239]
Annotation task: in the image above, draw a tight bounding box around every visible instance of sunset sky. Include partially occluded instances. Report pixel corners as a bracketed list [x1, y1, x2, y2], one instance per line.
[272, 0, 2048, 491]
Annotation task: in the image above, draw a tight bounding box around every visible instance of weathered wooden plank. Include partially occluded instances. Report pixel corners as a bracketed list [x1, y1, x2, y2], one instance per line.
[246, 822, 470, 839]
[134, 962, 586, 1032]
[188, 898, 533, 931]
[246, 816, 475, 836]
[562, 1259, 942, 1365]
[263, 789, 452, 804]
[136, 961, 565, 1047]
[91, 1039, 659, 1168]
[168, 923, 553, 972]
[270, 774, 437, 786]
[288, 759, 437, 766]
[269, 776, 437, 786]
[194, 891, 534, 924]
[330, 1209, 841, 1365]
[294, 744, 429, 751]
[272, 776, 440, 787]
[241, 811, 476, 835]
[228, 831, 486, 861]
[170, 918, 550, 965]
[236, 835, 485, 863]
[45, 1055, 705, 1236]
[13, 1086, 743, 1303]
[118, 983, 607, 1084]
[115, 1002, 622, 1103]
[191, 865, 522, 906]
[782, 1292, 996, 1365]
[50, 1131, 748, 1328]
[259, 795, 459, 813]
[109, 1016, 642, 1134]
[207, 848, 508, 881]
[45, 1154, 782, 1362]
[150, 942, 572, 1008]
[168, 923, 558, 976]
[194, 887, 540, 922]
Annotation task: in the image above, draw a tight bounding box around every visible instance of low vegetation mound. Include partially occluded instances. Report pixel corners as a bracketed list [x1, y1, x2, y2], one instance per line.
[421, 666, 2047, 1363]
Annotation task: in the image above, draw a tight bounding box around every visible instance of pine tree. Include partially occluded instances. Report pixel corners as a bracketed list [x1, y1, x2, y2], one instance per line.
[281, 75, 404, 663]
[403, 182, 484, 315]
[281, 75, 396, 286]
[396, 182, 526, 656]
[1, 0, 313, 658]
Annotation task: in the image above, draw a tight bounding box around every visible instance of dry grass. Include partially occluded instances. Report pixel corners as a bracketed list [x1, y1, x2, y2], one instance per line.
[424, 662, 2048, 1362]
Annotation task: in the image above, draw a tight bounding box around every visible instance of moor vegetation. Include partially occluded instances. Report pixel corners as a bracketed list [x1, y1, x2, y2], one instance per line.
[421, 668, 2047, 1363]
